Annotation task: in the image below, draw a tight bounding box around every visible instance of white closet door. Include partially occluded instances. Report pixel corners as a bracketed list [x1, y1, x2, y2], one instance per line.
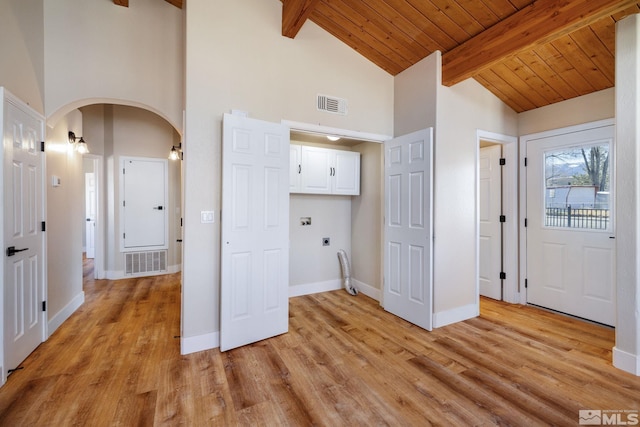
[383, 128, 434, 331]
[220, 113, 290, 351]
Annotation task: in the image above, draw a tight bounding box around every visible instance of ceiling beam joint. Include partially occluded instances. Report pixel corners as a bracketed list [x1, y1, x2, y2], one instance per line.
[282, 0, 321, 39]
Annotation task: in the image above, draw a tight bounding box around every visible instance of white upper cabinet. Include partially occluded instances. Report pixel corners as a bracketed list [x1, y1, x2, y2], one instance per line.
[290, 144, 302, 192]
[291, 144, 360, 195]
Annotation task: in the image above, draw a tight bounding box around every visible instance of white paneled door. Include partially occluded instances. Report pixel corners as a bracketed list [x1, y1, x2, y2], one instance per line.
[220, 113, 290, 351]
[383, 128, 434, 331]
[121, 158, 168, 250]
[479, 145, 503, 300]
[525, 124, 615, 326]
[85, 172, 96, 259]
[3, 92, 45, 377]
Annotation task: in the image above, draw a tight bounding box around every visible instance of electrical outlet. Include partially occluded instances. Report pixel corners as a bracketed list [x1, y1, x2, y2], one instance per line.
[322, 237, 330, 246]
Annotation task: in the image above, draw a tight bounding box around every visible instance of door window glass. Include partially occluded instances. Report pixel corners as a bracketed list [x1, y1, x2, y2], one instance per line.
[544, 142, 611, 230]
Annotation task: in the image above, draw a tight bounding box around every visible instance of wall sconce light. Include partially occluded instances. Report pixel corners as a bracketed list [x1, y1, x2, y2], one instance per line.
[169, 143, 182, 160]
[68, 131, 89, 154]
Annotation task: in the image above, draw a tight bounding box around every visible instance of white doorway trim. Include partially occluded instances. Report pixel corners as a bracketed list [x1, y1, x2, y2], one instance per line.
[84, 154, 105, 279]
[518, 118, 615, 305]
[476, 130, 518, 304]
[281, 120, 391, 143]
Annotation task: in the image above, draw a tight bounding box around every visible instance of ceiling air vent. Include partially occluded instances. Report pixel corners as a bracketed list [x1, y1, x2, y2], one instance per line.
[317, 94, 348, 115]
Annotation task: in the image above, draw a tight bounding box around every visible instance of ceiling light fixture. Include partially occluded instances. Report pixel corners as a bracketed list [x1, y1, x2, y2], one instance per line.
[326, 135, 340, 141]
[68, 131, 90, 154]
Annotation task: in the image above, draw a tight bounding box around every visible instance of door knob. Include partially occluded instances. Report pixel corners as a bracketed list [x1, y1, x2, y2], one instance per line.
[6, 246, 28, 257]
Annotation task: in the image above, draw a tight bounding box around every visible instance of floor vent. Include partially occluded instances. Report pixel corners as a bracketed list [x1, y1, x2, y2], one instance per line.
[125, 250, 167, 275]
[317, 94, 348, 115]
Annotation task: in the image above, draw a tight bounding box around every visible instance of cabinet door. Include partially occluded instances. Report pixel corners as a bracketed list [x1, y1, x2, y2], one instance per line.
[333, 150, 360, 195]
[290, 144, 302, 193]
[301, 146, 332, 194]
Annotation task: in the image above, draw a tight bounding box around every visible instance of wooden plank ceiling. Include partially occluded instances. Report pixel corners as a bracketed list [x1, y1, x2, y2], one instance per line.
[283, 0, 640, 113]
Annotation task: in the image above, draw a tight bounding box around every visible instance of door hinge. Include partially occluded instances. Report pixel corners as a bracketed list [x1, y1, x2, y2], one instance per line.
[42, 301, 46, 312]
[41, 221, 46, 232]
[499, 158, 506, 166]
[524, 157, 528, 167]
[123, 233, 125, 239]
[123, 168, 126, 175]
[500, 272, 506, 280]
[524, 218, 528, 227]
[123, 201, 126, 207]
[525, 278, 528, 289]
[499, 215, 506, 223]
[40, 141, 45, 152]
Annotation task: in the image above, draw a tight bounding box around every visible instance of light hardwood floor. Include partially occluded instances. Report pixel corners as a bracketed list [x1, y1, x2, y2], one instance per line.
[0, 260, 639, 426]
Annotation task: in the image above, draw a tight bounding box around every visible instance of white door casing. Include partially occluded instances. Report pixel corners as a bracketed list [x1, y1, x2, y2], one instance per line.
[120, 157, 168, 251]
[85, 172, 96, 259]
[479, 145, 503, 300]
[220, 113, 290, 351]
[2, 90, 46, 381]
[524, 123, 615, 326]
[383, 128, 434, 331]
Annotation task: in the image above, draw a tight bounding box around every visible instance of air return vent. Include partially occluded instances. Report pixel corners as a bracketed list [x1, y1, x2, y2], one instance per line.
[317, 94, 348, 115]
[125, 250, 167, 275]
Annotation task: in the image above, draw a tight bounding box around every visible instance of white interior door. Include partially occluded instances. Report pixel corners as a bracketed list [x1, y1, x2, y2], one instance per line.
[85, 172, 96, 259]
[121, 158, 168, 250]
[220, 113, 290, 351]
[479, 145, 502, 300]
[3, 94, 45, 375]
[525, 124, 615, 326]
[383, 128, 433, 331]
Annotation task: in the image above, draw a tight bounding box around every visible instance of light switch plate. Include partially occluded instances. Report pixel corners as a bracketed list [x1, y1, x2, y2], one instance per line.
[201, 211, 215, 223]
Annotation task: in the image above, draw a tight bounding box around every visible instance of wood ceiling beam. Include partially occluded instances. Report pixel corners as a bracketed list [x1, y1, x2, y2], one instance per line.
[442, 0, 639, 86]
[113, 0, 128, 7]
[282, 0, 321, 39]
[164, 0, 183, 9]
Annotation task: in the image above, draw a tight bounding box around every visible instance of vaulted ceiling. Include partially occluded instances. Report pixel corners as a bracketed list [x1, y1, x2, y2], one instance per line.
[282, 0, 640, 113]
[117, 0, 639, 113]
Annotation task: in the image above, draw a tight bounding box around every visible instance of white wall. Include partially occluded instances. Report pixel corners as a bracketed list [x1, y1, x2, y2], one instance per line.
[518, 88, 614, 136]
[43, 0, 184, 129]
[351, 142, 383, 292]
[46, 110, 85, 331]
[614, 14, 640, 375]
[394, 51, 518, 325]
[183, 0, 394, 348]
[0, 0, 45, 114]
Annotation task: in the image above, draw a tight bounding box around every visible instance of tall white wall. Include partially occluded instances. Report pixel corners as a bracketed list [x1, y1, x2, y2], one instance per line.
[183, 0, 394, 350]
[0, 0, 45, 114]
[614, 14, 640, 375]
[43, 0, 183, 129]
[46, 110, 85, 331]
[394, 51, 518, 326]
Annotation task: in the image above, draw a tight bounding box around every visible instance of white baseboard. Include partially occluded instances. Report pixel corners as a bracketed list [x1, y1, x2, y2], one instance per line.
[613, 346, 640, 376]
[289, 279, 341, 297]
[353, 279, 381, 301]
[181, 331, 219, 355]
[48, 291, 85, 337]
[433, 303, 478, 328]
[106, 264, 182, 281]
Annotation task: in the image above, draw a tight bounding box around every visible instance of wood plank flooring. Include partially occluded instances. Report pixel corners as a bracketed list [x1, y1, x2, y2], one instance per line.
[1, 261, 639, 425]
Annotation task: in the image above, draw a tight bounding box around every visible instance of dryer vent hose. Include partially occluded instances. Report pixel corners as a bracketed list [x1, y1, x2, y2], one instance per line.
[337, 249, 358, 296]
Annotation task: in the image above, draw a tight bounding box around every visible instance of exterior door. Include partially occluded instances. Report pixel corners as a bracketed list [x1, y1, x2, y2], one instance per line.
[220, 113, 290, 351]
[383, 128, 433, 331]
[121, 158, 168, 250]
[85, 172, 96, 259]
[525, 124, 615, 326]
[3, 91, 46, 376]
[479, 145, 503, 300]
